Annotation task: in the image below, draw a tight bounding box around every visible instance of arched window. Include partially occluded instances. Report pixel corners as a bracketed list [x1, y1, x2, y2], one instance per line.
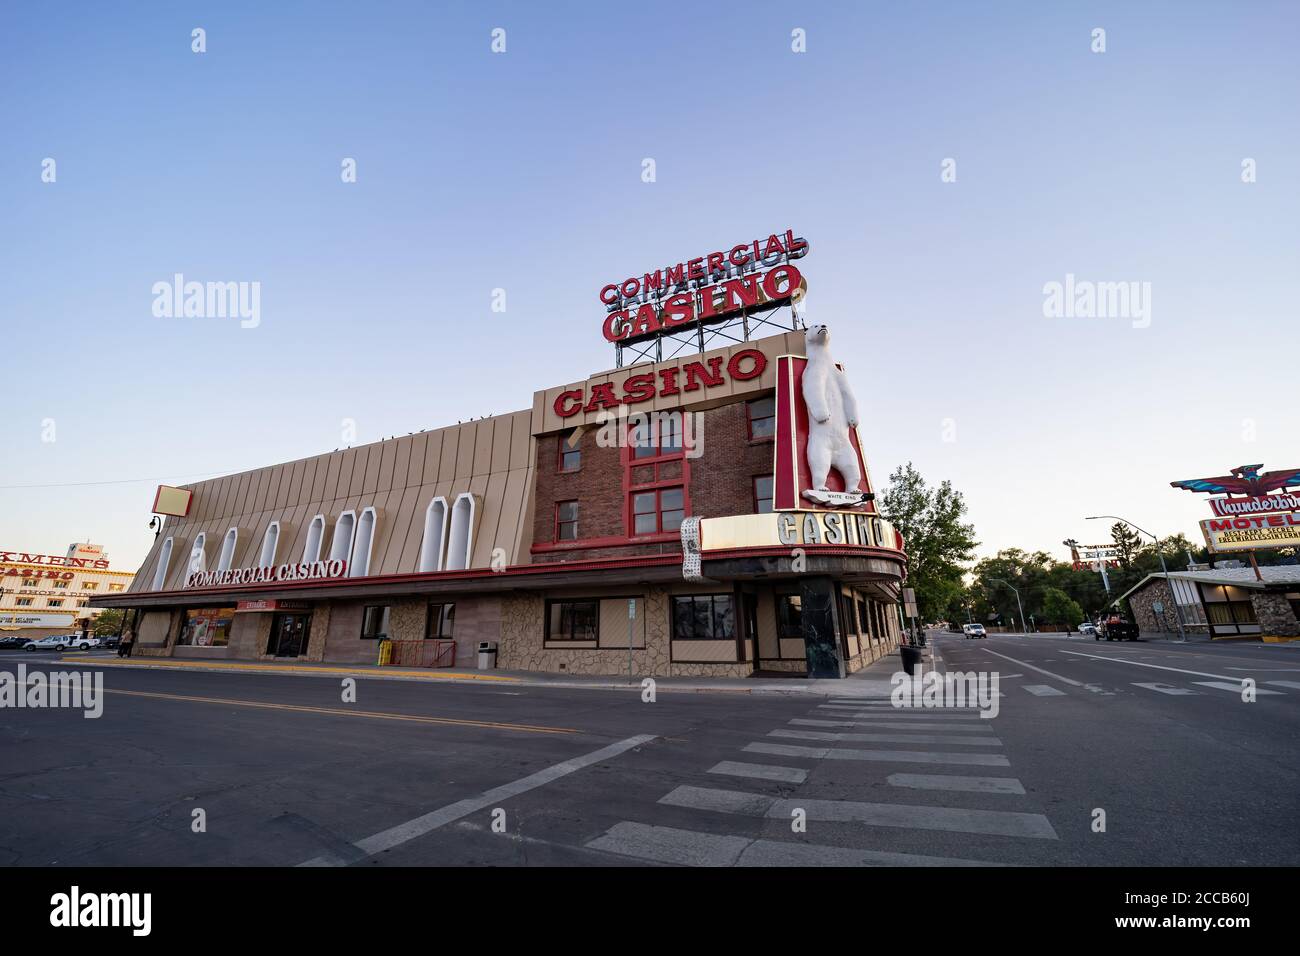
[349, 507, 377, 578]
[446, 493, 476, 571]
[258, 522, 280, 568]
[151, 537, 175, 590]
[217, 527, 239, 572]
[188, 533, 208, 575]
[329, 511, 357, 566]
[303, 514, 326, 563]
[418, 497, 449, 572]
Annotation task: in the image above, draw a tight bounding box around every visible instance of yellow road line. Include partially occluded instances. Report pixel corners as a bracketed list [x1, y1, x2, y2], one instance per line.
[52, 657, 519, 682]
[102, 687, 579, 735]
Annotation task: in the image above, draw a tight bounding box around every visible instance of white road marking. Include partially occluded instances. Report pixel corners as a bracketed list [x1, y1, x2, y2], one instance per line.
[887, 773, 1026, 795]
[707, 761, 808, 784]
[1133, 682, 1197, 696]
[770, 728, 1001, 746]
[982, 649, 1084, 687]
[1060, 649, 1269, 684]
[790, 718, 994, 732]
[299, 734, 655, 866]
[658, 786, 1057, 839]
[585, 822, 1001, 867]
[816, 706, 985, 719]
[1022, 685, 1066, 697]
[1193, 681, 1282, 696]
[1264, 680, 1300, 690]
[743, 742, 1010, 766]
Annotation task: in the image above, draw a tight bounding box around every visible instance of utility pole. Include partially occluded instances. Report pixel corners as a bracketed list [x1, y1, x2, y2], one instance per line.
[989, 578, 1025, 636]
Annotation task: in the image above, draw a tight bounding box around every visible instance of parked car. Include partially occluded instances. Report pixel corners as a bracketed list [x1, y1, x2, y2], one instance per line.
[22, 634, 98, 652]
[1077, 622, 1098, 638]
[1098, 610, 1139, 642]
[100, 635, 121, 649]
[962, 623, 987, 639]
[0, 635, 34, 649]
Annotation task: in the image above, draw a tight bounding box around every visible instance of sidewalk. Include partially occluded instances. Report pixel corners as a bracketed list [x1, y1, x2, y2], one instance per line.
[55, 649, 909, 698]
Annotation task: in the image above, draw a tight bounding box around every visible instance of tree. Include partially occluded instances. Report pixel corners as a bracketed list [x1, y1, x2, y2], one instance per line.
[92, 608, 125, 636]
[1041, 588, 1084, 629]
[878, 462, 978, 623]
[1110, 522, 1143, 571]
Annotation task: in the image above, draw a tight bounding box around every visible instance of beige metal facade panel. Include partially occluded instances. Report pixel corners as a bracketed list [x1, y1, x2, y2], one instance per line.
[671, 639, 739, 662]
[597, 597, 646, 647]
[509, 411, 532, 472]
[405, 432, 427, 487]
[389, 438, 408, 490]
[362, 444, 382, 496]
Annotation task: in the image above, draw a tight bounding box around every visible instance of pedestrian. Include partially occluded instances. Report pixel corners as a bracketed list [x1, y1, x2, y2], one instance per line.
[119, 626, 135, 658]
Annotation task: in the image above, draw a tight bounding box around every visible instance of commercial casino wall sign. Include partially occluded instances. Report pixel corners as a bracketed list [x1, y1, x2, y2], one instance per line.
[185, 559, 348, 589]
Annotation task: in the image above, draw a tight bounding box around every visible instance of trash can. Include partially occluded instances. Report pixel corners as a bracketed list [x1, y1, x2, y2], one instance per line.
[477, 641, 498, 670]
[899, 643, 923, 676]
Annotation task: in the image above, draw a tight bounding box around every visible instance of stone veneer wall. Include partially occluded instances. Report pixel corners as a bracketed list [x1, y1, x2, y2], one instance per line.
[1126, 579, 1210, 636]
[1251, 591, 1300, 636]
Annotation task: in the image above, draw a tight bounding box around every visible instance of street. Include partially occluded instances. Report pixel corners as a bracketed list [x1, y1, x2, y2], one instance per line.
[1, 636, 1297, 867]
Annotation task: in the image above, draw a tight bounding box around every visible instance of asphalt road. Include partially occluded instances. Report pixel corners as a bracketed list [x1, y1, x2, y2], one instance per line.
[1, 635, 1296, 867]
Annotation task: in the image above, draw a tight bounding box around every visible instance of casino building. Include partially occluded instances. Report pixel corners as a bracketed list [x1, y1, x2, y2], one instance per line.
[95, 233, 908, 678]
[1, 544, 135, 639]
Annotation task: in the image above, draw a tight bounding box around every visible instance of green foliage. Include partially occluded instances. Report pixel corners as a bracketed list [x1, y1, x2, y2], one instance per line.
[92, 608, 125, 636]
[878, 462, 978, 623]
[1041, 588, 1084, 628]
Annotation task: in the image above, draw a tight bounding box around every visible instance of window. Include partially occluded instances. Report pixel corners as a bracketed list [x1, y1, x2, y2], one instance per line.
[187, 532, 208, 576]
[632, 487, 684, 535]
[776, 594, 803, 639]
[747, 396, 776, 440]
[360, 605, 391, 640]
[631, 411, 685, 460]
[21, 578, 38, 588]
[258, 521, 280, 569]
[82, 581, 98, 591]
[558, 430, 581, 472]
[546, 600, 598, 643]
[329, 511, 357, 564]
[841, 595, 858, 634]
[303, 514, 326, 563]
[153, 536, 176, 590]
[754, 475, 774, 514]
[418, 498, 449, 572]
[177, 607, 235, 647]
[16, 598, 33, 607]
[217, 527, 239, 572]
[47, 599, 63, 608]
[671, 594, 736, 640]
[349, 507, 377, 577]
[53, 580, 69, 589]
[858, 598, 871, 640]
[108, 583, 125, 592]
[556, 501, 579, 541]
[446, 493, 476, 571]
[425, 602, 455, 639]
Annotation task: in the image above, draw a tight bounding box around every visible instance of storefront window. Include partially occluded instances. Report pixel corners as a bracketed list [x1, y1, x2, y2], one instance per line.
[546, 600, 598, 642]
[360, 605, 391, 640]
[425, 602, 455, 639]
[671, 595, 735, 641]
[776, 594, 802, 640]
[178, 607, 235, 646]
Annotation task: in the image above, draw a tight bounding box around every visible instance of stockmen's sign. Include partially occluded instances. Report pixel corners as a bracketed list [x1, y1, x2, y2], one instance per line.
[1200, 513, 1300, 553]
[1206, 492, 1300, 517]
[2, 567, 75, 581]
[1068, 543, 1119, 571]
[553, 348, 766, 418]
[771, 332, 875, 512]
[0, 550, 109, 570]
[1171, 463, 1300, 513]
[186, 560, 347, 589]
[600, 229, 808, 344]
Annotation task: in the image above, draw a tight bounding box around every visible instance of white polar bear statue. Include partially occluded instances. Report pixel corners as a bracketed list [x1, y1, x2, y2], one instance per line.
[801, 324, 862, 495]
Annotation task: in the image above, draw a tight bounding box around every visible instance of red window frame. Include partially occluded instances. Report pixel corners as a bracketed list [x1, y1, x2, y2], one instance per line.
[624, 411, 692, 539]
[557, 430, 581, 473]
[746, 396, 776, 441]
[554, 500, 579, 542]
[631, 486, 685, 536]
[753, 474, 774, 513]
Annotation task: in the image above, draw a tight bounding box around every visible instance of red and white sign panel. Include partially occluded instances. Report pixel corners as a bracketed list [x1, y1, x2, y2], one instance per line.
[772, 354, 875, 513]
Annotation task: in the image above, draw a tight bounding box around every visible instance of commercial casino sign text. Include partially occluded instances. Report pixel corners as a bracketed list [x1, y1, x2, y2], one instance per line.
[185, 559, 348, 589]
[599, 229, 808, 344]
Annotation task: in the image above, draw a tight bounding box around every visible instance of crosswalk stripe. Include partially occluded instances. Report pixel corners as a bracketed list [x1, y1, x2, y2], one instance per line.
[744, 741, 1011, 766]
[1133, 682, 1196, 696]
[790, 718, 994, 732]
[770, 728, 1001, 747]
[1193, 681, 1283, 695]
[707, 761, 808, 784]
[1264, 680, 1300, 690]
[584, 822, 1002, 867]
[1022, 685, 1066, 697]
[658, 785, 1057, 839]
[816, 706, 986, 720]
[887, 773, 1026, 795]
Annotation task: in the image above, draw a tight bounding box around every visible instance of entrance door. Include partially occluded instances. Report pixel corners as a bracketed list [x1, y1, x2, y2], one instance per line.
[268, 613, 311, 658]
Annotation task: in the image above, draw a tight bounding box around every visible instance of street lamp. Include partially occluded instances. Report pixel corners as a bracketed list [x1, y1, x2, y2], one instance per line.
[988, 578, 1026, 636]
[1085, 515, 1186, 643]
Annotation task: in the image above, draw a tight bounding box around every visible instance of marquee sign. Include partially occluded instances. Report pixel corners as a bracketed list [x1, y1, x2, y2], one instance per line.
[185, 559, 348, 589]
[1067, 543, 1119, 571]
[0, 550, 109, 571]
[600, 229, 808, 345]
[771, 337, 875, 512]
[553, 348, 766, 417]
[1172, 463, 1300, 515]
[1201, 513, 1300, 553]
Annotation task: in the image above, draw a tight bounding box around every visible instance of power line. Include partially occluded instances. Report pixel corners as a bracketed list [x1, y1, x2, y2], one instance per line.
[0, 471, 228, 491]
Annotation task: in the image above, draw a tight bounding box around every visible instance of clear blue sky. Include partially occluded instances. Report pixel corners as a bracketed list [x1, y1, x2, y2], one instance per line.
[2, 1, 1296, 571]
